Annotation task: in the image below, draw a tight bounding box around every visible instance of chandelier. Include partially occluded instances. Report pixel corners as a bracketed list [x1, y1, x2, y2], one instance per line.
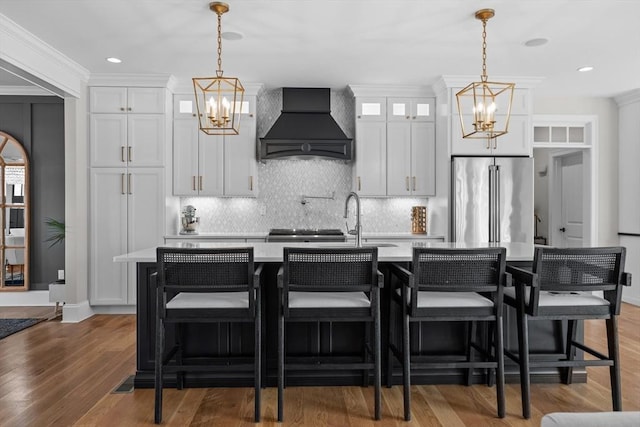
[193, 2, 244, 135]
[456, 9, 514, 147]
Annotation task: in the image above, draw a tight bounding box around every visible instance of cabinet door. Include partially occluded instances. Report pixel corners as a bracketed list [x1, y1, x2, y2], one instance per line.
[90, 168, 128, 305]
[224, 118, 257, 196]
[90, 87, 128, 113]
[127, 88, 165, 114]
[619, 100, 640, 233]
[174, 93, 198, 119]
[386, 122, 412, 195]
[387, 98, 411, 122]
[411, 122, 436, 196]
[127, 167, 165, 304]
[490, 115, 531, 156]
[173, 119, 200, 196]
[410, 98, 435, 122]
[354, 121, 386, 196]
[127, 114, 165, 167]
[90, 114, 127, 167]
[356, 97, 386, 122]
[199, 133, 224, 196]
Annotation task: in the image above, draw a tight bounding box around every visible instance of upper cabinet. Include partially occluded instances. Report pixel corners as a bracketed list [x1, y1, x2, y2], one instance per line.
[90, 87, 166, 114]
[435, 78, 542, 157]
[616, 89, 640, 235]
[172, 92, 258, 197]
[89, 87, 167, 167]
[349, 87, 436, 197]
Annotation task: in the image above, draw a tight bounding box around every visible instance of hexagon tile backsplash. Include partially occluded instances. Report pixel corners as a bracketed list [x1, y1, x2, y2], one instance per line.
[180, 88, 430, 234]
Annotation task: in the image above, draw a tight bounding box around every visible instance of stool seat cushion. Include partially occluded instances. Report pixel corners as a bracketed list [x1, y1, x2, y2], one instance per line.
[289, 291, 370, 308]
[396, 288, 493, 308]
[167, 291, 249, 309]
[503, 287, 609, 307]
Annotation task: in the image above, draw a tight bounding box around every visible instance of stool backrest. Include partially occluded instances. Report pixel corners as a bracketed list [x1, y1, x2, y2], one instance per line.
[283, 247, 378, 293]
[410, 247, 507, 314]
[531, 246, 626, 313]
[156, 247, 254, 293]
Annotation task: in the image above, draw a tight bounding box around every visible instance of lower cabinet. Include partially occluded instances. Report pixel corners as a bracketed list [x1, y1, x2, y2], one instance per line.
[90, 167, 165, 305]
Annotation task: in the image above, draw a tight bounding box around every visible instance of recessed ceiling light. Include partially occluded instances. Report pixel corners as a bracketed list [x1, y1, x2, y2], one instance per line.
[221, 31, 243, 40]
[577, 66, 594, 72]
[106, 57, 122, 64]
[524, 38, 548, 47]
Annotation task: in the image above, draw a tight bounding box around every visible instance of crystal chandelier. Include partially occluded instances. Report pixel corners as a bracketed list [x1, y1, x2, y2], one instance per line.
[193, 2, 244, 135]
[456, 9, 514, 148]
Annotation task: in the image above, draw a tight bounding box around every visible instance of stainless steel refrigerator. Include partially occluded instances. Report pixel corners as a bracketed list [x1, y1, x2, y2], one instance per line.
[451, 156, 534, 243]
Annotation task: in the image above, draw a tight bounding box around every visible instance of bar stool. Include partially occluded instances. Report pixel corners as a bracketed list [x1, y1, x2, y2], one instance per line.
[154, 247, 263, 424]
[505, 246, 631, 419]
[277, 247, 383, 421]
[387, 247, 508, 421]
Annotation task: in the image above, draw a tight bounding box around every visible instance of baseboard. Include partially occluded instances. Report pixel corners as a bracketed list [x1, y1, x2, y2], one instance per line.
[61, 300, 94, 323]
[622, 295, 640, 307]
[0, 290, 51, 306]
[91, 305, 136, 315]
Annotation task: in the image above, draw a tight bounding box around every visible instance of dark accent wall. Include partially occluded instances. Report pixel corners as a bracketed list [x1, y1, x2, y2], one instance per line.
[0, 96, 65, 290]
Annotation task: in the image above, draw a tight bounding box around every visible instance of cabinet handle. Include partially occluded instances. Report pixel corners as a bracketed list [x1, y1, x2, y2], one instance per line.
[357, 176, 361, 191]
[192, 176, 196, 191]
[357, 115, 362, 119]
[249, 175, 253, 191]
[121, 146, 125, 162]
[405, 176, 410, 191]
[121, 173, 126, 195]
[199, 175, 203, 191]
[406, 115, 410, 119]
[412, 176, 416, 191]
[128, 146, 132, 162]
[493, 138, 498, 150]
[192, 113, 197, 117]
[486, 138, 491, 149]
[412, 116, 416, 119]
[127, 107, 132, 111]
[128, 173, 132, 194]
[120, 107, 125, 111]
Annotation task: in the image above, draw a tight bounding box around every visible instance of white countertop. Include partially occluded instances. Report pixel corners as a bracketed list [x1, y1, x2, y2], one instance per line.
[164, 232, 445, 240]
[115, 241, 536, 263]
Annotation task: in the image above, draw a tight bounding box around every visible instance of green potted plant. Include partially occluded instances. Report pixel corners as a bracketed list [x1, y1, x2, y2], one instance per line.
[45, 218, 65, 313]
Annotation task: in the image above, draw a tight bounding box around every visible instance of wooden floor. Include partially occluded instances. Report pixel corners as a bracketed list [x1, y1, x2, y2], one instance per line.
[0, 304, 638, 427]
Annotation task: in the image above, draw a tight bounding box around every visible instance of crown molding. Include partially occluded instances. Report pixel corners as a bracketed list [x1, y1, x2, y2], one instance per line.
[347, 84, 434, 98]
[171, 80, 264, 97]
[0, 13, 90, 98]
[435, 75, 545, 91]
[88, 73, 175, 88]
[0, 85, 55, 96]
[614, 88, 640, 107]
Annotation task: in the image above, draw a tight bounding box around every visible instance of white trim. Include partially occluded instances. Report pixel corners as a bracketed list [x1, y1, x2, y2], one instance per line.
[0, 85, 55, 96]
[614, 88, 640, 107]
[623, 295, 640, 306]
[347, 84, 434, 98]
[434, 75, 544, 93]
[61, 300, 94, 323]
[0, 290, 51, 306]
[171, 81, 264, 97]
[0, 12, 89, 98]
[90, 305, 136, 315]
[88, 73, 175, 88]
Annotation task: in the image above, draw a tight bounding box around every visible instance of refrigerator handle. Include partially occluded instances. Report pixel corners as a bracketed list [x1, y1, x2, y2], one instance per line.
[488, 164, 500, 243]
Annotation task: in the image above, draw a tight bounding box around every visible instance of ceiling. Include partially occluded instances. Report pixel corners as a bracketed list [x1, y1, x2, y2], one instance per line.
[0, 0, 638, 98]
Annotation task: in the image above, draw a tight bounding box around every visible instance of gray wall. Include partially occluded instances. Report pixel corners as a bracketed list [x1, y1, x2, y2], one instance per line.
[0, 96, 65, 290]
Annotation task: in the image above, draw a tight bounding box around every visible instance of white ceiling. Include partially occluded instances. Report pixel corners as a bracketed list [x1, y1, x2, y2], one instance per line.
[0, 0, 639, 97]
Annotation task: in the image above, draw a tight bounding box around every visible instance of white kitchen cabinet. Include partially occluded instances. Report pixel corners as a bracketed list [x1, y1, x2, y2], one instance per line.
[90, 113, 165, 167]
[90, 167, 164, 305]
[448, 87, 532, 156]
[224, 116, 257, 196]
[173, 117, 224, 196]
[387, 119, 436, 197]
[173, 93, 257, 197]
[353, 121, 387, 196]
[355, 97, 386, 122]
[387, 98, 434, 122]
[90, 87, 165, 114]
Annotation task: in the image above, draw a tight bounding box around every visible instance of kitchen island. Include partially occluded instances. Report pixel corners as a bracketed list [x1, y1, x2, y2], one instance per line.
[115, 241, 580, 388]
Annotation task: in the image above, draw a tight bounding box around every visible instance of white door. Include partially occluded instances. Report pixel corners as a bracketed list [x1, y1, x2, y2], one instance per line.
[560, 152, 584, 247]
[224, 118, 257, 196]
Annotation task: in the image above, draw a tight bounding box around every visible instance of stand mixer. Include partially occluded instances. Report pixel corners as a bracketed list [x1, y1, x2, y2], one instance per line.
[180, 205, 200, 235]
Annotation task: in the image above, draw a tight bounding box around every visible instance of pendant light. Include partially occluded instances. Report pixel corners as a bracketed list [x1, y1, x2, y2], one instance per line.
[193, 2, 244, 135]
[456, 9, 514, 148]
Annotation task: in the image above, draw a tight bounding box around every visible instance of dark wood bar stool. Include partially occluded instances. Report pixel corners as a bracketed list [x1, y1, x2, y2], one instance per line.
[277, 247, 383, 422]
[387, 247, 508, 421]
[154, 247, 263, 424]
[505, 246, 631, 419]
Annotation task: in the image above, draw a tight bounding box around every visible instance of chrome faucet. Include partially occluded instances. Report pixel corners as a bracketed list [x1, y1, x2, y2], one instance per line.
[344, 191, 362, 247]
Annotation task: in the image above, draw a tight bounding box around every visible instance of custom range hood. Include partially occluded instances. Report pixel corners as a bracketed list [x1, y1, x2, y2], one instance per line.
[259, 88, 353, 160]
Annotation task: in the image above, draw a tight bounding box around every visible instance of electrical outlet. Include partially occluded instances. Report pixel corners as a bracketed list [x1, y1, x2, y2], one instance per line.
[58, 270, 65, 281]
[259, 204, 266, 216]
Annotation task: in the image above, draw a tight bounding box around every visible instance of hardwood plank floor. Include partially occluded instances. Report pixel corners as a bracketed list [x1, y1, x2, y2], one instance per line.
[0, 304, 638, 426]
